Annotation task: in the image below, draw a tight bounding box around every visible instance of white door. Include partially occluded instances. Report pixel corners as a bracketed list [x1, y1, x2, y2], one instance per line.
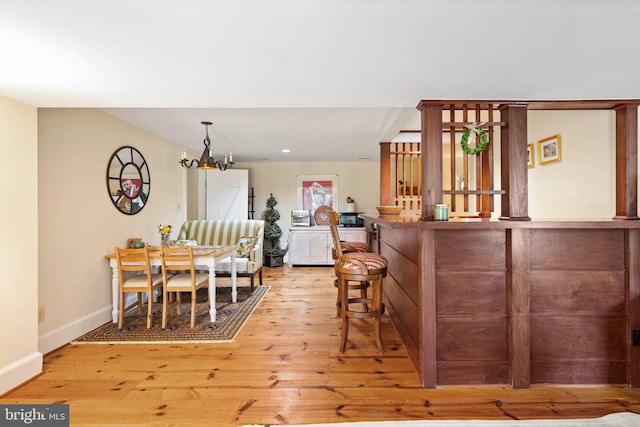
[206, 169, 248, 219]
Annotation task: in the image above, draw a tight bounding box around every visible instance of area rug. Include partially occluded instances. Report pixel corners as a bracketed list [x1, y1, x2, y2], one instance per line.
[241, 412, 640, 427]
[72, 285, 269, 344]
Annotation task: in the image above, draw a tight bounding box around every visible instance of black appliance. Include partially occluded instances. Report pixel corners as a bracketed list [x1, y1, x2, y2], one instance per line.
[338, 212, 364, 227]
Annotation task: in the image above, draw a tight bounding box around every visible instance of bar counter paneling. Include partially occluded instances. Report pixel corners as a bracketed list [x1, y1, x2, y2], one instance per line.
[365, 214, 640, 389]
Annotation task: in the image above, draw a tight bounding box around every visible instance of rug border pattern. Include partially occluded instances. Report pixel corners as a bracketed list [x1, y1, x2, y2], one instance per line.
[72, 285, 269, 344]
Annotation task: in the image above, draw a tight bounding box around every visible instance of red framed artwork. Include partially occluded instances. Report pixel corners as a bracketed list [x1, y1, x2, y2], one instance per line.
[296, 174, 339, 215]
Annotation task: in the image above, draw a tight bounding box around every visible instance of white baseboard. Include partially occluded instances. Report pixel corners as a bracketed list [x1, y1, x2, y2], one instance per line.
[38, 305, 112, 355]
[0, 351, 42, 395]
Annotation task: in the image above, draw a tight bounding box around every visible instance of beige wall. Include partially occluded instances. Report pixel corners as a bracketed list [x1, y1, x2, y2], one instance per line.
[0, 96, 40, 393]
[527, 110, 616, 219]
[444, 109, 618, 219]
[232, 161, 380, 245]
[37, 109, 187, 354]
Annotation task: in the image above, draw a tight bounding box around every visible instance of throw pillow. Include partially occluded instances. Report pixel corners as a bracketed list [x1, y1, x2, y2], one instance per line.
[236, 236, 257, 258]
[176, 239, 198, 247]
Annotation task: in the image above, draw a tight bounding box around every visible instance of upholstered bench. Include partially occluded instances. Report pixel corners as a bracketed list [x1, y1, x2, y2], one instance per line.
[176, 219, 265, 291]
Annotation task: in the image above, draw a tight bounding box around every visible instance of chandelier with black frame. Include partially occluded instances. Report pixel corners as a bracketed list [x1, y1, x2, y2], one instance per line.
[179, 121, 234, 171]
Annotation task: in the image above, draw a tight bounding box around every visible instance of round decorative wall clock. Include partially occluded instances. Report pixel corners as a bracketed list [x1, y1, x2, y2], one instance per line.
[106, 146, 150, 215]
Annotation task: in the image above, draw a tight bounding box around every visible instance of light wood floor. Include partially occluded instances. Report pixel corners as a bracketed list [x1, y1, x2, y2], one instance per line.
[2, 266, 640, 426]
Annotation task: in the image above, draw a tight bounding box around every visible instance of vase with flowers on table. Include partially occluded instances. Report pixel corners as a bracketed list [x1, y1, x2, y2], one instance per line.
[158, 224, 172, 247]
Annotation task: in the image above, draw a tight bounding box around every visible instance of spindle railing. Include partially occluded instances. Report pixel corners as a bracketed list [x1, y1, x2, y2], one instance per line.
[380, 140, 421, 210]
[380, 103, 505, 217]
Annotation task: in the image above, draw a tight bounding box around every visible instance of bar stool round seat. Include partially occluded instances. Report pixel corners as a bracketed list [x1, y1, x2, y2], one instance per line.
[336, 251, 388, 353]
[339, 252, 387, 271]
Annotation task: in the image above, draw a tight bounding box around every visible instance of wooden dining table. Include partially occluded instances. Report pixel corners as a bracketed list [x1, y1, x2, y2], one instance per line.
[104, 245, 238, 323]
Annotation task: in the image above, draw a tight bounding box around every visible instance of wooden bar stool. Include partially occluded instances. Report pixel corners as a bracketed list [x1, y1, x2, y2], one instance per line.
[336, 252, 388, 353]
[326, 209, 373, 315]
[326, 209, 388, 353]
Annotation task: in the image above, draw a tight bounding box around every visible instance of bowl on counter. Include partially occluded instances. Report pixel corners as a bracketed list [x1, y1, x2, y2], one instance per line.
[376, 205, 403, 215]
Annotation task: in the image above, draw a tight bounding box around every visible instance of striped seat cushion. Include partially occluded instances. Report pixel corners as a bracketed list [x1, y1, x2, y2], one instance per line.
[340, 252, 388, 272]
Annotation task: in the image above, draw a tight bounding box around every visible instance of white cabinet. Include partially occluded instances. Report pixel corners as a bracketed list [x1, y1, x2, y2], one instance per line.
[288, 226, 367, 266]
[288, 230, 330, 266]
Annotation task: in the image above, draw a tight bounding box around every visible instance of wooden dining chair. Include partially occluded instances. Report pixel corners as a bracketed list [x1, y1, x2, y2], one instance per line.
[159, 247, 210, 329]
[115, 247, 164, 329]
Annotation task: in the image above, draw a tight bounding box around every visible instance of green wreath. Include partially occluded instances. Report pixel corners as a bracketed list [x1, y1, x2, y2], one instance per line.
[460, 123, 489, 155]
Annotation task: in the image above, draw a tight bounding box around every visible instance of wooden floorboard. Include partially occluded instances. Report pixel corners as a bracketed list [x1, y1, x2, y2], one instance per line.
[2, 265, 640, 426]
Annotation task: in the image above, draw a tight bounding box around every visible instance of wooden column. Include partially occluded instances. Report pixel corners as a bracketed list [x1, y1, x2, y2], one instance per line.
[417, 102, 443, 221]
[499, 104, 530, 220]
[508, 228, 531, 388]
[614, 105, 639, 220]
[379, 142, 391, 206]
[419, 228, 437, 388]
[628, 229, 640, 386]
[479, 106, 496, 218]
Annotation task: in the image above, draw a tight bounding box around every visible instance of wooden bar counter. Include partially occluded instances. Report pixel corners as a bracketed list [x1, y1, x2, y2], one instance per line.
[364, 213, 640, 389]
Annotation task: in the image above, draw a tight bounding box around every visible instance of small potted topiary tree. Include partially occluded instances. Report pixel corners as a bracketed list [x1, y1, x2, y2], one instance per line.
[263, 193, 287, 267]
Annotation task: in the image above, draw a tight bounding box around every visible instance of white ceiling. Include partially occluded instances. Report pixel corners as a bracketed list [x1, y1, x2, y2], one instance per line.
[2, 0, 640, 161]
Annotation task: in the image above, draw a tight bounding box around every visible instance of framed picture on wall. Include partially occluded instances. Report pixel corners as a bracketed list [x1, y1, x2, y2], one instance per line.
[527, 143, 535, 168]
[296, 174, 339, 215]
[537, 134, 562, 165]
